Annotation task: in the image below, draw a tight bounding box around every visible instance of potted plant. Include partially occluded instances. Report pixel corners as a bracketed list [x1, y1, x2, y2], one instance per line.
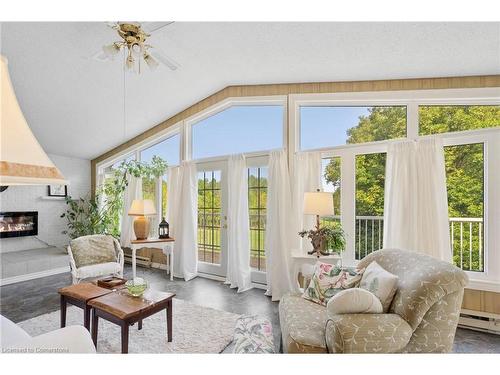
[299, 223, 346, 258]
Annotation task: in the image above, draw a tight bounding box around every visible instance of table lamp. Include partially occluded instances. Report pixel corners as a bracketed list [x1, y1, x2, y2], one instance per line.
[303, 189, 334, 256]
[304, 190, 335, 229]
[128, 199, 156, 240]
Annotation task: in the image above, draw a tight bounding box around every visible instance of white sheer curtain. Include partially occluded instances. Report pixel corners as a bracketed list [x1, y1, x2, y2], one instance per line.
[167, 161, 198, 281]
[383, 138, 452, 262]
[291, 152, 322, 254]
[120, 175, 142, 247]
[166, 166, 180, 274]
[265, 150, 295, 301]
[225, 154, 252, 292]
[96, 172, 105, 210]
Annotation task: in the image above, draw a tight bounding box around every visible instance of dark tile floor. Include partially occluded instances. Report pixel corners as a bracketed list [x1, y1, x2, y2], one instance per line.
[1, 265, 499, 353]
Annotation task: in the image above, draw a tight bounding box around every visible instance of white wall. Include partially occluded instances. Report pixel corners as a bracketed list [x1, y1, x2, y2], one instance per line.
[0, 154, 90, 253]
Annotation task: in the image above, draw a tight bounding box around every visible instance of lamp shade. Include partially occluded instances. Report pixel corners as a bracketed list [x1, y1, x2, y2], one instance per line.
[304, 191, 334, 216]
[0, 55, 66, 185]
[128, 199, 156, 216]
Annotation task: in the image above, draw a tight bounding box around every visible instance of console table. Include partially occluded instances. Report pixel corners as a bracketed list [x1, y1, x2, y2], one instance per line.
[130, 238, 175, 280]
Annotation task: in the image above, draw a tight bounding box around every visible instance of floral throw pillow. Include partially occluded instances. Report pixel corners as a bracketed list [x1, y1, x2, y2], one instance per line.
[233, 315, 275, 354]
[302, 261, 364, 306]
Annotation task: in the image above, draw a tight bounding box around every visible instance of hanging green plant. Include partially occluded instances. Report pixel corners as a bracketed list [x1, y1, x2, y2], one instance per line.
[61, 156, 168, 239]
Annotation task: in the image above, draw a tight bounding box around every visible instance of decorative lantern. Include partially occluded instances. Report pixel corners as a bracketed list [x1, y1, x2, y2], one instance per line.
[159, 217, 170, 239]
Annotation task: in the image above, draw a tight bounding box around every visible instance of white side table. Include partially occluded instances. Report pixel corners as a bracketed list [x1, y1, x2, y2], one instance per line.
[291, 253, 341, 290]
[130, 238, 175, 281]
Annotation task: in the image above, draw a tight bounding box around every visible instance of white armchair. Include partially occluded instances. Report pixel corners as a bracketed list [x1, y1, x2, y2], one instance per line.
[0, 315, 96, 353]
[67, 235, 124, 284]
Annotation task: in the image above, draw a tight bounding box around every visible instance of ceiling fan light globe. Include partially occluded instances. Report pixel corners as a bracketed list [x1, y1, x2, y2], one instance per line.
[131, 43, 142, 56]
[126, 55, 135, 71]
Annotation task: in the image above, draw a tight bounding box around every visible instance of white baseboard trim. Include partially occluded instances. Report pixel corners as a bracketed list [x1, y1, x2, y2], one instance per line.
[196, 272, 267, 290]
[151, 262, 168, 271]
[0, 266, 70, 286]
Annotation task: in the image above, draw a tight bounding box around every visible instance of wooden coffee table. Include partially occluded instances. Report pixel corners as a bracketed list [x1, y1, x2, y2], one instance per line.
[58, 283, 114, 331]
[88, 289, 175, 353]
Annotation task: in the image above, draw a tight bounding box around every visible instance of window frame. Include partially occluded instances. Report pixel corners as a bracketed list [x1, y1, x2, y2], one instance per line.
[290, 88, 500, 291]
[196, 161, 227, 276]
[137, 131, 182, 225]
[96, 124, 182, 232]
[94, 88, 500, 291]
[185, 96, 288, 163]
[246, 155, 269, 284]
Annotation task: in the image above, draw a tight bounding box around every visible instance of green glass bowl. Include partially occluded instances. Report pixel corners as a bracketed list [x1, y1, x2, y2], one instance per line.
[125, 279, 148, 297]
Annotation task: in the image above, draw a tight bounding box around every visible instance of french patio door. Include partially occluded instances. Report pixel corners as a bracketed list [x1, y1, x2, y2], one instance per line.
[196, 161, 228, 277]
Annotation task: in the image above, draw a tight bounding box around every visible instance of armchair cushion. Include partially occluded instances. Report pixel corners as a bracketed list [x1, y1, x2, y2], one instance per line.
[74, 262, 122, 280]
[70, 235, 117, 268]
[325, 313, 412, 353]
[28, 326, 96, 353]
[279, 293, 328, 353]
[0, 315, 95, 353]
[0, 315, 31, 347]
[327, 288, 383, 315]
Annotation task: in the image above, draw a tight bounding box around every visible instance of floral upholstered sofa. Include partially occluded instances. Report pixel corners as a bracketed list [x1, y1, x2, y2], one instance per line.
[279, 249, 468, 353]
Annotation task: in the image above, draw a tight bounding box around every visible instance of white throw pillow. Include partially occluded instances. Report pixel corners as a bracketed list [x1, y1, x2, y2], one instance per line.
[359, 261, 399, 312]
[326, 288, 383, 317]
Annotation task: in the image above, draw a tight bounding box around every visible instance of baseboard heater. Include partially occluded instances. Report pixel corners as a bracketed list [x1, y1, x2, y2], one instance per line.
[459, 309, 500, 335]
[124, 254, 152, 268]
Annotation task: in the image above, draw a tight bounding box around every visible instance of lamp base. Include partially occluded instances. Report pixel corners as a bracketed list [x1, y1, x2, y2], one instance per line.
[307, 249, 331, 258]
[133, 216, 150, 240]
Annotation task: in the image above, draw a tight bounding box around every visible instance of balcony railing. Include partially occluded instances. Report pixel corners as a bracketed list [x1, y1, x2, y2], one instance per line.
[450, 217, 483, 272]
[322, 215, 484, 272]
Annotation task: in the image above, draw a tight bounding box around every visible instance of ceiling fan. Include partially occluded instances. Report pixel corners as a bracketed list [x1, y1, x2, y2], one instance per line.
[92, 22, 180, 73]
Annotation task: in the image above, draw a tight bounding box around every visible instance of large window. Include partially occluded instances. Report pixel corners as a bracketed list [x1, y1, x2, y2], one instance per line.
[97, 90, 499, 288]
[248, 167, 268, 271]
[355, 153, 386, 260]
[417, 105, 493, 272]
[192, 105, 284, 159]
[419, 105, 500, 135]
[140, 134, 180, 225]
[300, 106, 406, 150]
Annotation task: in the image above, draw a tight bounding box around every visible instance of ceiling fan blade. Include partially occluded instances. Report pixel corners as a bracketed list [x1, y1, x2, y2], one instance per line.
[141, 22, 174, 34]
[90, 49, 109, 62]
[149, 50, 179, 71]
[105, 21, 119, 30]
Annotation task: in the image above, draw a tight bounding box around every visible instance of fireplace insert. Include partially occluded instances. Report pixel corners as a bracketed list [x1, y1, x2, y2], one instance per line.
[0, 211, 38, 238]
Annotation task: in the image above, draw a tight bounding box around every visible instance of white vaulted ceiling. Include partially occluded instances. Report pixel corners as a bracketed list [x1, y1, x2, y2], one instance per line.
[1, 22, 499, 160]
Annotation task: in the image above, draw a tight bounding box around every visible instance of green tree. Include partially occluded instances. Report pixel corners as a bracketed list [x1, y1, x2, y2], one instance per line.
[323, 105, 500, 269]
[324, 107, 405, 216]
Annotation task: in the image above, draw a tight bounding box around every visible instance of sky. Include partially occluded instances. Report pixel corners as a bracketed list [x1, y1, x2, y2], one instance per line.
[192, 106, 284, 159]
[300, 106, 370, 150]
[140, 133, 181, 166]
[138, 105, 371, 165]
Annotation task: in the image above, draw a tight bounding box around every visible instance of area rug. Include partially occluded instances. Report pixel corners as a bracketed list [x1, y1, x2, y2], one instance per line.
[18, 299, 240, 353]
